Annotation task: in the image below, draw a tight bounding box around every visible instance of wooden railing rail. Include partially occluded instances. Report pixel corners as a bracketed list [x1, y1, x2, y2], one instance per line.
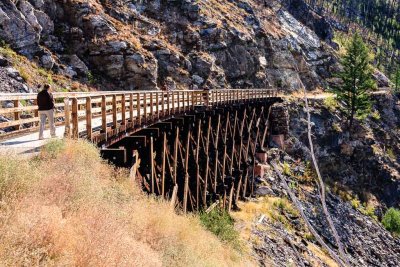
[0, 89, 278, 142]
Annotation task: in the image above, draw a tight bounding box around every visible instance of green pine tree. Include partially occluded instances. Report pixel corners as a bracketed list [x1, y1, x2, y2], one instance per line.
[394, 67, 400, 92]
[333, 33, 376, 132]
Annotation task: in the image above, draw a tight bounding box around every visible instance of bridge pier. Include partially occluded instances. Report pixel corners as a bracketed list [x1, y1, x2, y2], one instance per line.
[102, 97, 287, 213]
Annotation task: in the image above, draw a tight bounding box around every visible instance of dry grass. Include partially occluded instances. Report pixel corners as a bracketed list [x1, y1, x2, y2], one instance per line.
[0, 45, 91, 92]
[0, 139, 250, 267]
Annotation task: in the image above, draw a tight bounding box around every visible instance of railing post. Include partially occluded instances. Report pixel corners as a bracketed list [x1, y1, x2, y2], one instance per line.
[129, 93, 134, 125]
[71, 98, 78, 139]
[156, 92, 160, 120]
[144, 93, 148, 123]
[101, 95, 107, 138]
[183, 91, 186, 113]
[167, 92, 171, 116]
[191, 91, 195, 110]
[13, 100, 20, 130]
[150, 92, 154, 121]
[86, 96, 92, 141]
[161, 92, 165, 117]
[187, 91, 190, 111]
[177, 91, 181, 113]
[112, 95, 117, 129]
[33, 99, 39, 127]
[172, 92, 175, 114]
[64, 97, 71, 138]
[121, 94, 126, 126]
[136, 93, 141, 126]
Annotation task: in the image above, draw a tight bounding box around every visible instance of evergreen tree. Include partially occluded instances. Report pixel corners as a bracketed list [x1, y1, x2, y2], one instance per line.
[333, 33, 376, 132]
[394, 67, 400, 92]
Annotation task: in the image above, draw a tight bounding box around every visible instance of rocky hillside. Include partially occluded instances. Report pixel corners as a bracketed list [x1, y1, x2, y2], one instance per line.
[0, 0, 342, 92]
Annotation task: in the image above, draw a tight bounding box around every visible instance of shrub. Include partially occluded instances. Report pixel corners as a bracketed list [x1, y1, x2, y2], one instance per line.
[0, 140, 249, 266]
[382, 208, 400, 235]
[282, 162, 292, 176]
[17, 67, 31, 82]
[371, 110, 381, 120]
[273, 198, 299, 218]
[360, 204, 377, 220]
[87, 71, 96, 84]
[40, 139, 66, 159]
[0, 155, 37, 202]
[199, 208, 241, 250]
[387, 147, 396, 160]
[323, 96, 338, 112]
[350, 197, 361, 209]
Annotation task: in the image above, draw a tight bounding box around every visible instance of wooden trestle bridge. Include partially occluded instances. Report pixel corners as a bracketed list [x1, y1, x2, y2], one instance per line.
[0, 89, 284, 212]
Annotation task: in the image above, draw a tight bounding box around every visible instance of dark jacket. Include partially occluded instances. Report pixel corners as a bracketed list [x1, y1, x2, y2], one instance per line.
[37, 90, 55, 111]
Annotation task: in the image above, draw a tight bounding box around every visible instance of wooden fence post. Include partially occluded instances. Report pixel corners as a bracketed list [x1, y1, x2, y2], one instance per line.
[71, 98, 78, 139]
[112, 95, 117, 129]
[121, 94, 126, 126]
[129, 93, 134, 125]
[64, 97, 71, 137]
[13, 100, 20, 130]
[101, 95, 107, 139]
[86, 96, 92, 141]
[136, 93, 141, 126]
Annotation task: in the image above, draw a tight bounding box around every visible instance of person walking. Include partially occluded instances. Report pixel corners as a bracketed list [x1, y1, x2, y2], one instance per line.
[37, 84, 56, 140]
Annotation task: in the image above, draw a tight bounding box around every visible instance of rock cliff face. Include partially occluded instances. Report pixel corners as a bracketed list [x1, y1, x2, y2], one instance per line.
[286, 94, 400, 209]
[248, 149, 400, 266]
[0, 0, 338, 91]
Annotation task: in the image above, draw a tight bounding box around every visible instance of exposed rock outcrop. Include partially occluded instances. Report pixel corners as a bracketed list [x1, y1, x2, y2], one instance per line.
[0, 0, 339, 91]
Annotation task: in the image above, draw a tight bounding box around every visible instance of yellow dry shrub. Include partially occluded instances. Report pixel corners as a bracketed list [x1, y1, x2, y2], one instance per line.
[0, 140, 251, 267]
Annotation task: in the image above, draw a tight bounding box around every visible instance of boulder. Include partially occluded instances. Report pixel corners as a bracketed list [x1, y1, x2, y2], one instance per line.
[34, 9, 54, 37]
[17, 1, 42, 34]
[191, 54, 214, 79]
[373, 70, 390, 88]
[0, 0, 40, 56]
[68, 54, 89, 75]
[214, 45, 257, 80]
[0, 55, 10, 67]
[192, 74, 204, 85]
[6, 67, 20, 79]
[40, 52, 55, 69]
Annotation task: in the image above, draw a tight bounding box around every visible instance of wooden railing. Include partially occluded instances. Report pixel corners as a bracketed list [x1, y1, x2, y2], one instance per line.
[0, 89, 277, 142]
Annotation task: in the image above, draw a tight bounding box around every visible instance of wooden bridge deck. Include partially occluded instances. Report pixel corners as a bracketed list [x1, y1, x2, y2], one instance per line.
[0, 89, 278, 155]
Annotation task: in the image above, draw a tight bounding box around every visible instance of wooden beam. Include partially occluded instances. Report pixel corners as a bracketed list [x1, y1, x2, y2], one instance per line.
[112, 95, 117, 129]
[173, 127, 179, 185]
[203, 117, 211, 206]
[183, 130, 190, 213]
[71, 98, 78, 139]
[156, 92, 160, 120]
[150, 136, 155, 194]
[13, 100, 20, 130]
[195, 119, 201, 210]
[121, 94, 126, 126]
[167, 92, 171, 116]
[64, 97, 71, 138]
[136, 93, 141, 126]
[144, 93, 148, 123]
[86, 96, 92, 140]
[150, 92, 154, 122]
[161, 132, 166, 198]
[129, 93, 134, 124]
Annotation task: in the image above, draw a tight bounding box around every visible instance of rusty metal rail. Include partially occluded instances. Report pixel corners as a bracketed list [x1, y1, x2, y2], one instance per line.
[0, 89, 277, 143]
